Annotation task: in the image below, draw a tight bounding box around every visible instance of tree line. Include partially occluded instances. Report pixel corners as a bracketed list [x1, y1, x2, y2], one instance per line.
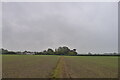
[36, 46, 77, 56]
[0, 48, 16, 54]
[0, 46, 78, 56]
[1, 47, 119, 56]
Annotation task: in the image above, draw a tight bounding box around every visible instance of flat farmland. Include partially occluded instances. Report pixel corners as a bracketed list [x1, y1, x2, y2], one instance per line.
[2, 55, 59, 78]
[2, 55, 118, 78]
[64, 56, 118, 78]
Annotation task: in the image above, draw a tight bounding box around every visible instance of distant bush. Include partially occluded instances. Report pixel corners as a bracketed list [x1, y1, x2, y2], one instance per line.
[1, 48, 17, 54]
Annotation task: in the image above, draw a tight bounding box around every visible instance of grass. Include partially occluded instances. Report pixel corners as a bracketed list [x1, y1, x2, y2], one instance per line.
[51, 57, 62, 78]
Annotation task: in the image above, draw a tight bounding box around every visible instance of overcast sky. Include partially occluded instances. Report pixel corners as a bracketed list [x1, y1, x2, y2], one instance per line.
[2, 2, 118, 54]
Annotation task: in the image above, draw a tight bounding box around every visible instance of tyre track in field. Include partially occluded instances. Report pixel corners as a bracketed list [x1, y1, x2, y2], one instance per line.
[49, 56, 72, 79]
[61, 56, 72, 79]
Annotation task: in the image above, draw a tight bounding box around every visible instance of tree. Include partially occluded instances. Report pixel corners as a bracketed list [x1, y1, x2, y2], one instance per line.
[73, 49, 76, 52]
[55, 46, 70, 55]
[68, 49, 77, 56]
[88, 52, 92, 55]
[1, 48, 16, 54]
[1, 48, 8, 54]
[55, 46, 77, 56]
[47, 48, 54, 55]
[68, 52, 76, 56]
[42, 50, 47, 55]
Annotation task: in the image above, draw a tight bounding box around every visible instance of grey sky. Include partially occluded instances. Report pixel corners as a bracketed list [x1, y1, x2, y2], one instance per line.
[2, 2, 118, 54]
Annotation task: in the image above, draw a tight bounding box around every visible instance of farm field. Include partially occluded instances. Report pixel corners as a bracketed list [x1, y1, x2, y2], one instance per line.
[2, 55, 59, 78]
[64, 56, 118, 78]
[2, 55, 118, 78]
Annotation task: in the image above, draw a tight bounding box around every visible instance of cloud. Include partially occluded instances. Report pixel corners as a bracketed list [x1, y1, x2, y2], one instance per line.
[2, 2, 118, 54]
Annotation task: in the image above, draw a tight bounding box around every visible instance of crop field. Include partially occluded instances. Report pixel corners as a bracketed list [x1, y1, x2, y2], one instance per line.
[2, 55, 118, 78]
[2, 55, 59, 78]
[64, 56, 118, 78]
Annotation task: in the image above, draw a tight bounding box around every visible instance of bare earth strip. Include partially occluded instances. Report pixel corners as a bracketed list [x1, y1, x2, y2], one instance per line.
[50, 56, 72, 79]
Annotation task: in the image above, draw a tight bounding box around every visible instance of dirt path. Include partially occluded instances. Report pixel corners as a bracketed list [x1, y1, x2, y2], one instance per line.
[50, 56, 72, 79]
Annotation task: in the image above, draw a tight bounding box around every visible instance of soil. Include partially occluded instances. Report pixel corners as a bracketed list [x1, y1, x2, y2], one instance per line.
[50, 56, 72, 79]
